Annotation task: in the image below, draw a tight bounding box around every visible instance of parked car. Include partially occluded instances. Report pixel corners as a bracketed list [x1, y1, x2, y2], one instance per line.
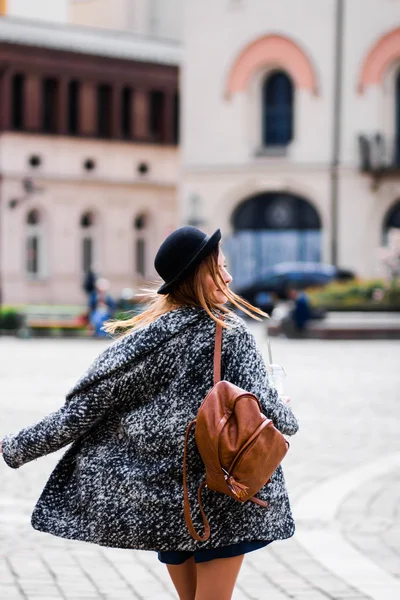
[233, 262, 355, 310]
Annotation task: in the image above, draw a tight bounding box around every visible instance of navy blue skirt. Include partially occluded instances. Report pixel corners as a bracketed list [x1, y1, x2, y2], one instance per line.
[158, 540, 273, 564]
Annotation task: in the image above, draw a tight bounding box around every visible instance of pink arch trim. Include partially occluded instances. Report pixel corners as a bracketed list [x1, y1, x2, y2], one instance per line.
[225, 35, 319, 98]
[359, 28, 400, 93]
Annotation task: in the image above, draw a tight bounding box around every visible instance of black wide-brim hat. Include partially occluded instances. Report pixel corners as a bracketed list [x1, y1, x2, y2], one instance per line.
[154, 226, 221, 295]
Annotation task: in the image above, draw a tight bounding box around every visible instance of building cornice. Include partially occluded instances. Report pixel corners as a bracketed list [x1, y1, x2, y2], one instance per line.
[0, 16, 182, 66]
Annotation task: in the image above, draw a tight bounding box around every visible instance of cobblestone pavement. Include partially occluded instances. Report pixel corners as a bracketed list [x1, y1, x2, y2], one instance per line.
[1, 326, 399, 600]
[337, 470, 400, 580]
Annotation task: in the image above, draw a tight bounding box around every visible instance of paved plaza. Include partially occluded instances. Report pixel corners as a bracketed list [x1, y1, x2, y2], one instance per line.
[0, 324, 399, 600]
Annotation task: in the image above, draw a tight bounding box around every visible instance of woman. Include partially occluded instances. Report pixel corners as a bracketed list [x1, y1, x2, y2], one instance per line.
[1, 226, 299, 600]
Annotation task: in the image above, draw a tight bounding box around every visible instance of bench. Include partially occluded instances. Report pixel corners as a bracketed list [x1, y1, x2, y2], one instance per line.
[23, 306, 89, 336]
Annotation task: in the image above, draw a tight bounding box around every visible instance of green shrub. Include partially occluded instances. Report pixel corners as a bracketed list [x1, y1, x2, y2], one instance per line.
[308, 279, 399, 309]
[386, 287, 400, 304]
[0, 307, 24, 330]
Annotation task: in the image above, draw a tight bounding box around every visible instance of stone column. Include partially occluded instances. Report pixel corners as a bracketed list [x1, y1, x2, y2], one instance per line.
[173, 91, 179, 144]
[163, 90, 175, 145]
[132, 88, 149, 141]
[79, 81, 97, 136]
[0, 70, 12, 130]
[128, 89, 135, 139]
[25, 74, 42, 132]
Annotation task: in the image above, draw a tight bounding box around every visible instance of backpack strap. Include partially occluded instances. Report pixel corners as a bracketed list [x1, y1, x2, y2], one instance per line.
[213, 314, 270, 510]
[183, 419, 211, 542]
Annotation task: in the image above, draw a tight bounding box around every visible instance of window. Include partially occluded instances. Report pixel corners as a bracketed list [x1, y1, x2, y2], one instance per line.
[26, 209, 44, 277]
[82, 237, 93, 273]
[136, 238, 145, 277]
[262, 71, 294, 146]
[42, 78, 59, 133]
[27, 236, 39, 274]
[134, 213, 148, 277]
[80, 211, 96, 273]
[68, 80, 80, 135]
[134, 214, 146, 230]
[149, 91, 165, 142]
[231, 193, 322, 283]
[97, 84, 112, 138]
[11, 73, 24, 130]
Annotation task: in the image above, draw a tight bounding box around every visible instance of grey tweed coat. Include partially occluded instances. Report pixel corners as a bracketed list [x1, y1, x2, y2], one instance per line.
[2, 305, 299, 551]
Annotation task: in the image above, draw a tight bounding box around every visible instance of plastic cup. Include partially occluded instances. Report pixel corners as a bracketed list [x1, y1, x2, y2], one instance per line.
[270, 364, 286, 397]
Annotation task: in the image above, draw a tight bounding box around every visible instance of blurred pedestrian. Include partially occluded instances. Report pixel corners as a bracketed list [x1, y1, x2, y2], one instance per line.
[83, 268, 97, 296]
[1, 226, 299, 600]
[89, 277, 116, 337]
[290, 288, 313, 330]
[82, 268, 97, 325]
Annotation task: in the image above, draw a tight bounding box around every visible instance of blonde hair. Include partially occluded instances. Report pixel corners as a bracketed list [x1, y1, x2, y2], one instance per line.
[103, 244, 269, 337]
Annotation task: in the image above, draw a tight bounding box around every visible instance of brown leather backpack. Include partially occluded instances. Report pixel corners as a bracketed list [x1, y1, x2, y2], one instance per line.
[183, 315, 290, 542]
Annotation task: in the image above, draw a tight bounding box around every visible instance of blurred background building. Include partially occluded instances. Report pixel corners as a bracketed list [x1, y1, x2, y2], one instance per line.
[182, 0, 400, 287]
[0, 0, 181, 305]
[0, 0, 400, 305]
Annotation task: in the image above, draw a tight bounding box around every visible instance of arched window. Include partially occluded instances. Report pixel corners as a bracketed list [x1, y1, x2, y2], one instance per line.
[230, 192, 322, 285]
[80, 211, 96, 273]
[134, 213, 148, 278]
[26, 209, 44, 277]
[262, 71, 294, 147]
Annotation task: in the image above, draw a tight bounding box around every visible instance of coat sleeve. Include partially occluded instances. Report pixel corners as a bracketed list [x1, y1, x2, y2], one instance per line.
[222, 318, 299, 436]
[1, 375, 116, 469]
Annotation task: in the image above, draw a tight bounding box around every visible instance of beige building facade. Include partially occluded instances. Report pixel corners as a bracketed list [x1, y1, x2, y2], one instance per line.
[181, 0, 400, 286]
[1, 135, 178, 305]
[70, 0, 182, 41]
[0, 13, 180, 305]
[2, 0, 400, 305]
[1, 0, 182, 41]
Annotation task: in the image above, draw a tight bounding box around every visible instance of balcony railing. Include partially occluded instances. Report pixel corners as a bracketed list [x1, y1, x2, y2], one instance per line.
[358, 134, 400, 175]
